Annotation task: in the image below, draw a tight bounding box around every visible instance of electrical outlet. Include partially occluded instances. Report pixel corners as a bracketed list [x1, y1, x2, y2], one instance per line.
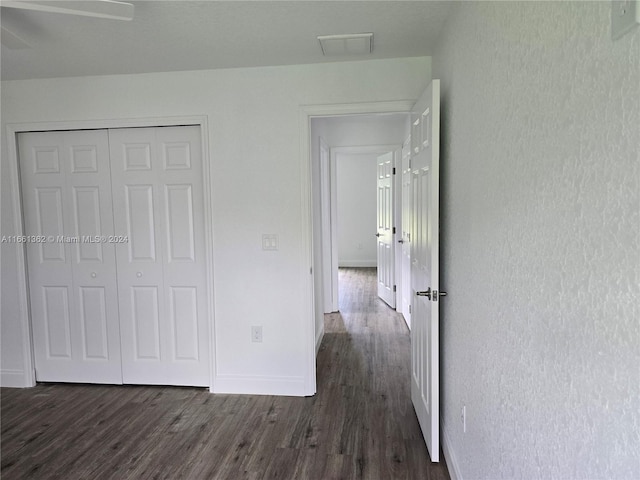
[612, 0, 640, 40]
[251, 325, 263, 343]
[461, 405, 466, 433]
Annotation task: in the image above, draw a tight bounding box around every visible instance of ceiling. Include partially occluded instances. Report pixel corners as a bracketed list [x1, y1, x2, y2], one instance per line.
[0, 1, 453, 81]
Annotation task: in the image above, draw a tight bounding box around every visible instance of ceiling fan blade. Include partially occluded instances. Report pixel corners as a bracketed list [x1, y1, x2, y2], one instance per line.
[0, 0, 134, 21]
[1, 25, 31, 49]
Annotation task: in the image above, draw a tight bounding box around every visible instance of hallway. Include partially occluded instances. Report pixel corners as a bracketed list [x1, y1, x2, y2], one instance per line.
[1, 268, 449, 479]
[318, 267, 450, 479]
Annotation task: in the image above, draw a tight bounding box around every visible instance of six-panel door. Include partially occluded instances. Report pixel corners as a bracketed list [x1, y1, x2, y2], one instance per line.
[410, 80, 441, 462]
[109, 126, 209, 386]
[377, 152, 395, 308]
[19, 130, 123, 384]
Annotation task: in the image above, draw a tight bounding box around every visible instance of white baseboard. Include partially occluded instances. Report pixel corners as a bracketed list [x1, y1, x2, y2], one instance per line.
[1, 369, 29, 388]
[441, 419, 462, 480]
[213, 374, 308, 396]
[402, 313, 411, 331]
[338, 260, 376, 268]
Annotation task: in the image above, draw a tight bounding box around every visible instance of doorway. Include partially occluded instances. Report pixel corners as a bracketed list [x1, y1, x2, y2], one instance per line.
[309, 112, 410, 350]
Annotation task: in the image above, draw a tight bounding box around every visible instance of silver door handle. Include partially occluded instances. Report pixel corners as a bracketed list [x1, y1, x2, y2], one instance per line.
[432, 290, 447, 301]
[416, 288, 431, 299]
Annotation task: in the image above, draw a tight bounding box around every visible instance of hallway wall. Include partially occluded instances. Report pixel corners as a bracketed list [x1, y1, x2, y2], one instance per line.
[335, 153, 377, 267]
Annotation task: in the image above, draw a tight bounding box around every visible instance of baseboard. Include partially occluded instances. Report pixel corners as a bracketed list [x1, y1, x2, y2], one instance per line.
[441, 418, 462, 480]
[315, 324, 325, 356]
[213, 374, 308, 396]
[402, 313, 411, 331]
[338, 260, 376, 268]
[1, 369, 29, 388]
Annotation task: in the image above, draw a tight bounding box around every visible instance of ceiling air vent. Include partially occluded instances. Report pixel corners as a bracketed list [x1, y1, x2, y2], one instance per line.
[317, 33, 373, 56]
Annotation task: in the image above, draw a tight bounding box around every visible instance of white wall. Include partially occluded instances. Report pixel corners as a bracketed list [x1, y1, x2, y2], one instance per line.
[433, 2, 639, 479]
[0, 57, 431, 393]
[336, 153, 377, 267]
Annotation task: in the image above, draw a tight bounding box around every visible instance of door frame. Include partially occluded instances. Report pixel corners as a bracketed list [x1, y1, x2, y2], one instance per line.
[299, 100, 413, 391]
[5, 115, 217, 391]
[400, 135, 412, 329]
[318, 137, 333, 314]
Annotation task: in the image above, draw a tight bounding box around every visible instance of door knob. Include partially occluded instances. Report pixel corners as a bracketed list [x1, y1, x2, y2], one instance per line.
[136, 272, 143, 278]
[416, 288, 431, 299]
[91, 272, 97, 278]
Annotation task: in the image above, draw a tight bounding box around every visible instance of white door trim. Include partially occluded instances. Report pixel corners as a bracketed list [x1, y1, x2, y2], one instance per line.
[393, 147, 403, 314]
[299, 100, 414, 395]
[4, 116, 217, 391]
[319, 137, 333, 314]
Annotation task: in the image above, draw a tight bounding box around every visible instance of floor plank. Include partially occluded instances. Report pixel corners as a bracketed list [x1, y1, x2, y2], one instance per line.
[1, 267, 449, 479]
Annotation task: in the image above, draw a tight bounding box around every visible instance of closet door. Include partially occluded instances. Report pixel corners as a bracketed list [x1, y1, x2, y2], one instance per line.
[109, 126, 209, 386]
[19, 130, 123, 384]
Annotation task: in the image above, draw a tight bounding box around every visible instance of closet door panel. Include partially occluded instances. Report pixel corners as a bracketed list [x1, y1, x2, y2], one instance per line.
[20, 130, 122, 384]
[109, 126, 209, 387]
[156, 126, 208, 385]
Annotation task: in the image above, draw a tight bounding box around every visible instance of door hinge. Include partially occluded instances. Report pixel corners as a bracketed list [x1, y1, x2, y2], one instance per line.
[409, 304, 412, 314]
[393, 226, 396, 234]
[393, 167, 396, 175]
[393, 285, 397, 292]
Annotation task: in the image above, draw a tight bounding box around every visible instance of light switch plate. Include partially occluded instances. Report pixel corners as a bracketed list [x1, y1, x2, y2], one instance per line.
[251, 325, 262, 343]
[262, 234, 278, 251]
[612, 0, 640, 40]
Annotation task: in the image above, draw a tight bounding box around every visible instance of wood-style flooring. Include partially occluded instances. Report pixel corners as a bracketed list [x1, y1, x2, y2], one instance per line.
[1, 267, 449, 479]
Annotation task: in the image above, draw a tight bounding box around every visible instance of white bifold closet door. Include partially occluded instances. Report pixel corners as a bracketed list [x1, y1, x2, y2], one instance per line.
[109, 126, 209, 387]
[19, 126, 209, 387]
[19, 130, 123, 384]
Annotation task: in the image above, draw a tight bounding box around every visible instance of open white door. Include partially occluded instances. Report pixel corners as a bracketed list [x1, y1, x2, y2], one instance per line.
[376, 152, 395, 308]
[410, 80, 442, 462]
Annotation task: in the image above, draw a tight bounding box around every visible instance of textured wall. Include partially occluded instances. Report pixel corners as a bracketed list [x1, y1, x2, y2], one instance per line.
[433, 2, 639, 479]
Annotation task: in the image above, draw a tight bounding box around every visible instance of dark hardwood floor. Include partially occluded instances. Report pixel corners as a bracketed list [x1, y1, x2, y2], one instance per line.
[1, 267, 449, 479]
